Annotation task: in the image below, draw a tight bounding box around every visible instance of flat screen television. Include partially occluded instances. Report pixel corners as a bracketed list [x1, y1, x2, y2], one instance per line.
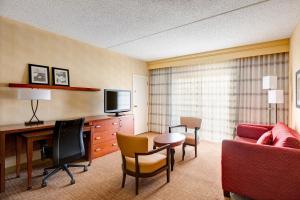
[104, 89, 131, 116]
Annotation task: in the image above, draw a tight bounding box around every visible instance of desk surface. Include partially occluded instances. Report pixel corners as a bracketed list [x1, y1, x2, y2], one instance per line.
[0, 115, 125, 134]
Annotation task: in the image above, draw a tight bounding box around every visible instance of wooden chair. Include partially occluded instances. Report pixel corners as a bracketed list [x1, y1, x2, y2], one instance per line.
[169, 117, 202, 160]
[116, 133, 170, 195]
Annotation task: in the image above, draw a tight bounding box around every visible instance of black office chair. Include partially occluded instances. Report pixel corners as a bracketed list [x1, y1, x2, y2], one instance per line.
[41, 118, 88, 187]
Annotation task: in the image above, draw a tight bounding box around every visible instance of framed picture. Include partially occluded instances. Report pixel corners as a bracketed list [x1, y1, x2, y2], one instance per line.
[28, 64, 50, 85]
[296, 69, 300, 108]
[52, 67, 70, 86]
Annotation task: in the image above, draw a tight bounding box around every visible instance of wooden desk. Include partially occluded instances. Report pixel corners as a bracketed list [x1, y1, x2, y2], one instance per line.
[0, 115, 134, 193]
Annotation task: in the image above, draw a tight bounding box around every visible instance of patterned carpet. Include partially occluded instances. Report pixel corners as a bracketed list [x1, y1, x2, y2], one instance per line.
[0, 133, 243, 200]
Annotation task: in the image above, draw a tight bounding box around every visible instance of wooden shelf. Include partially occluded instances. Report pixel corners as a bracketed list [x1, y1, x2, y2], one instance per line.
[8, 83, 100, 92]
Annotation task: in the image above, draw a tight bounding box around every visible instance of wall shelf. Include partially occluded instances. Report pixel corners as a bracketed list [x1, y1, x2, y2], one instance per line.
[8, 83, 101, 92]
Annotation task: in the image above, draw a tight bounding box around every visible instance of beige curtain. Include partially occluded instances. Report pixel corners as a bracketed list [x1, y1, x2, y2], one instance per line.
[149, 52, 289, 142]
[236, 53, 289, 125]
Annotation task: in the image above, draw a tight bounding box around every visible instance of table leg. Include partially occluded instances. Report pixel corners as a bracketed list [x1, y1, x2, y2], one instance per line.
[26, 139, 33, 190]
[16, 136, 22, 178]
[0, 134, 5, 193]
[170, 148, 175, 171]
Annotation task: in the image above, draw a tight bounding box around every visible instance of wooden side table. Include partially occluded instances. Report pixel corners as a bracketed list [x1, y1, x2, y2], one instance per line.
[153, 133, 185, 171]
[16, 130, 53, 190]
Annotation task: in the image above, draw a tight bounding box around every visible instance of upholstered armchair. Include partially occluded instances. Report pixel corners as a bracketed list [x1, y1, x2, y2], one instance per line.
[169, 117, 202, 160]
[116, 133, 170, 195]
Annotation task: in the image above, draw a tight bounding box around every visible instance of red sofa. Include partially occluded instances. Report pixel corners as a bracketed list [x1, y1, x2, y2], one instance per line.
[222, 123, 300, 200]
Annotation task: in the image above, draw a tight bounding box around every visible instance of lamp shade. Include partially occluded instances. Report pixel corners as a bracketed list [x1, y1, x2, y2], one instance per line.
[262, 76, 277, 89]
[17, 89, 51, 100]
[268, 90, 284, 104]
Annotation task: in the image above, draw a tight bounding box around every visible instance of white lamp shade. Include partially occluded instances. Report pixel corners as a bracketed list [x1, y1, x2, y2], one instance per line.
[17, 89, 51, 100]
[268, 90, 284, 104]
[263, 76, 277, 89]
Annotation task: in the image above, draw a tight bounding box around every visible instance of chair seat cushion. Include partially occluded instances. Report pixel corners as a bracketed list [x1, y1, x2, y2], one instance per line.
[183, 133, 199, 145]
[125, 153, 166, 173]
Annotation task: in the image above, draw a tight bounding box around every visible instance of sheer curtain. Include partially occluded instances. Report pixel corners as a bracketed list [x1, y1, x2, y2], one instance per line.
[149, 60, 239, 142]
[149, 53, 289, 142]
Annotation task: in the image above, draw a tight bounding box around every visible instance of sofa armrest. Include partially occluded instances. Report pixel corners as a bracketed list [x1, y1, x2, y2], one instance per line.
[222, 140, 300, 200]
[236, 124, 273, 140]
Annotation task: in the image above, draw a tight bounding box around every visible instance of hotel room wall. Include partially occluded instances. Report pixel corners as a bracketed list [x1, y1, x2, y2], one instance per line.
[0, 17, 148, 126]
[290, 19, 300, 131]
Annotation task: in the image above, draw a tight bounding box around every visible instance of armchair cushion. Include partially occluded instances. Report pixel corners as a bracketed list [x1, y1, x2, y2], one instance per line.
[183, 133, 199, 145]
[125, 153, 166, 173]
[257, 131, 273, 145]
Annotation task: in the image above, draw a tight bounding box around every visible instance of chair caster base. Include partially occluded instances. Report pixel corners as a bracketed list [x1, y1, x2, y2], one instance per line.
[83, 166, 88, 172]
[70, 179, 75, 185]
[41, 181, 47, 188]
[43, 170, 48, 176]
[27, 186, 32, 190]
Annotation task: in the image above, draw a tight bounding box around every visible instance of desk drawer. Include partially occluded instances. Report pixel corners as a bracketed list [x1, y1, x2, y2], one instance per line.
[93, 119, 119, 132]
[93, 130, 116, 144]
[92, 139, 118, 158]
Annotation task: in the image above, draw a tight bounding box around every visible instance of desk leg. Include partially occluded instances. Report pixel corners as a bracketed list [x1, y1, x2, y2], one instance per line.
[88, 127, 94, 166]
[16, 136, 22, 178]
[26, 139, 33, 190]
[170, 148, 175, 171]
[0, 134, 5, 193]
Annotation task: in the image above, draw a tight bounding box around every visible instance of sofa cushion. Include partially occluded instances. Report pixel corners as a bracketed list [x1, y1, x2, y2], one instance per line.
[272, 122, 300, 149]
[236, 124, 269, 140]
[256, 131, 273, 145]
[235, 136, 257, 143]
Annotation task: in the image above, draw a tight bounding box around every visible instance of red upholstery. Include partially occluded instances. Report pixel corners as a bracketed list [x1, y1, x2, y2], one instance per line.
[256, 131, 273, 145]
[235, 136, 256, 143]
[222, 123, 300, 199]
[272, 122, 300, 149]
[236, 124, 272, 140]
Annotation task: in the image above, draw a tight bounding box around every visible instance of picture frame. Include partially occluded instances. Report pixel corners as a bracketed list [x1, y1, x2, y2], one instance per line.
[296, 69, 300, 108]
[28, 64, 50, 85]
[52, 67, 70, 86]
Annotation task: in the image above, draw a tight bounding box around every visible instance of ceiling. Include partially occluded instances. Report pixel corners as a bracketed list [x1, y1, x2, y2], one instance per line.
[1, 0, 300, 61]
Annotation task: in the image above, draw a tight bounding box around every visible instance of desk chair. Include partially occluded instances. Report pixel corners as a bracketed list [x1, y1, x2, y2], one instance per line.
[169, 117, 202, 160]
[116, 133, 170, 195]
[41, 118, 87, 187]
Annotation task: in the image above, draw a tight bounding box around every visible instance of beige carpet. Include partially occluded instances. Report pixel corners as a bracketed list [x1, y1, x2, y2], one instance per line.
[1, 133, 234, 200]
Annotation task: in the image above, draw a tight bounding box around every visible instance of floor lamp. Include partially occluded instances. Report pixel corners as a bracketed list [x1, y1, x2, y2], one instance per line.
[268, 90, 284, 123]
[262, 76, 277, 124]
[17, 88, 51, 126]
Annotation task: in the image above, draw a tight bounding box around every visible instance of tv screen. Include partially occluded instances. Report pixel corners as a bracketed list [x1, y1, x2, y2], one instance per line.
[104, 89, 131, 115]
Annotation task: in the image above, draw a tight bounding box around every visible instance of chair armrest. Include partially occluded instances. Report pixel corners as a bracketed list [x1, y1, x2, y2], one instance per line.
[169, 125, 187, 133]
[135, 144, 170, 156]
[222, 140, 300, 199]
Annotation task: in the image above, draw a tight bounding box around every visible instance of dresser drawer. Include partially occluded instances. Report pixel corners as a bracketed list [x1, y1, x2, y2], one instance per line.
[92, 139, 119, 158]
[93, 118, 119, 132]
[93, 130, 117, 144]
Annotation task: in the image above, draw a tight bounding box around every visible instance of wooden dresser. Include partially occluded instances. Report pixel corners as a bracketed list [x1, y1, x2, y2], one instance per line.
[89, 115, 134, 159]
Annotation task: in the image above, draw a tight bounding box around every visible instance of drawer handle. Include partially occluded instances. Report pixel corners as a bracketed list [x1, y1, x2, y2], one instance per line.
[112, 122, 118, 125]
[95, 125, 102, 128]
[112, 143, 117, 146]
[95, 136, 101, 140]
[95, 148, 101, 152]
